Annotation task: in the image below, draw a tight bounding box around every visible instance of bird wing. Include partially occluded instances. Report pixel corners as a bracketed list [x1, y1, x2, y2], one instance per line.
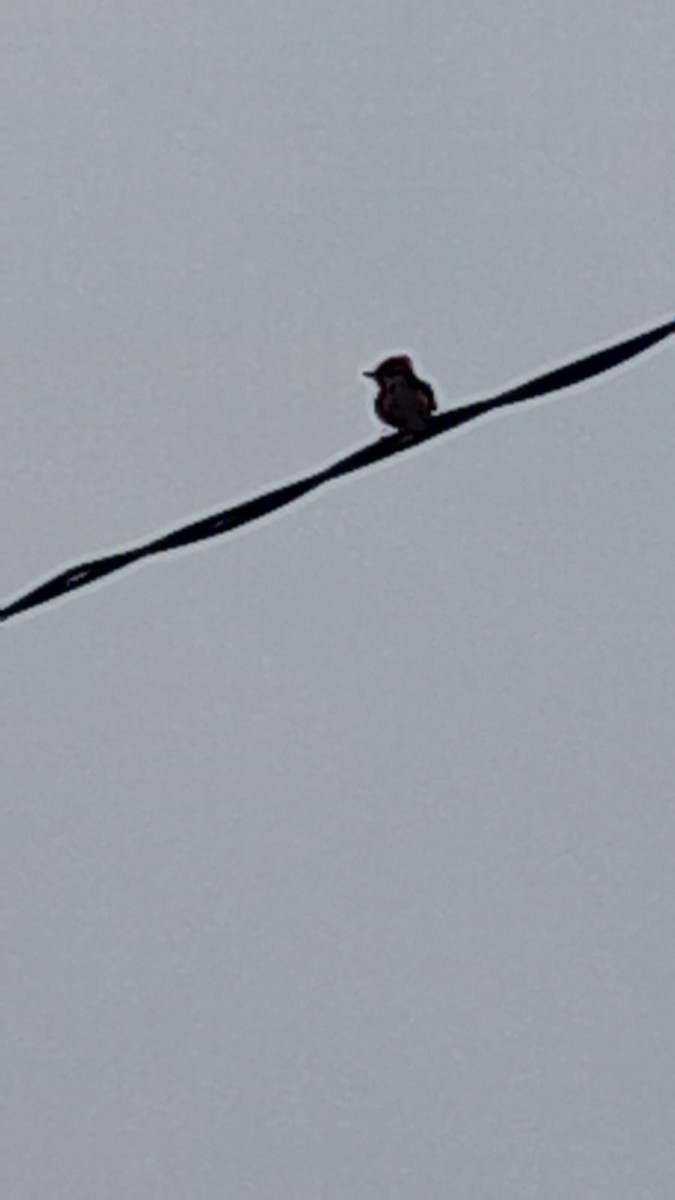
[419, 380, 437, 413]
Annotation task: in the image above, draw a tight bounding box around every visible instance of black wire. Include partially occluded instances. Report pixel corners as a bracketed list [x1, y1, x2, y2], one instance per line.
[2, 316, 673, 624]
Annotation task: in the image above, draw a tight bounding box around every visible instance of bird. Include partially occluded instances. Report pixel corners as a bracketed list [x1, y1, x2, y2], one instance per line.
[363, 354, 437, 434]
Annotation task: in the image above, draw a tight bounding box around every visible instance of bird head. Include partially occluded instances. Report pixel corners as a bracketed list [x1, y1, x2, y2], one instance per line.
[363, 355, 415, 383]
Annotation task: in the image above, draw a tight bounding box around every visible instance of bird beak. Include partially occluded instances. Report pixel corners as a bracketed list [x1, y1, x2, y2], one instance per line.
[363, 369, 376, 379]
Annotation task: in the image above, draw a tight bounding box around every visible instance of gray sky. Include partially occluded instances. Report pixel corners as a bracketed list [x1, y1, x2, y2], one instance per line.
[3, 2, 674, 1196]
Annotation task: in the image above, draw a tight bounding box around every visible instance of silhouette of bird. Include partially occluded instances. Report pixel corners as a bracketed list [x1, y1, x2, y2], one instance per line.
[363, 354, 437, 434]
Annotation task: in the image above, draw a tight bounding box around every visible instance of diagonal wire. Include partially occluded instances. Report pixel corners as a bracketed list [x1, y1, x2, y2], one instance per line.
[2, 315, 673, 625]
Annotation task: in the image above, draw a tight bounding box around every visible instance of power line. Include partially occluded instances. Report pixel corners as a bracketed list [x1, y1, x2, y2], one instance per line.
[2, 316, 673, 624]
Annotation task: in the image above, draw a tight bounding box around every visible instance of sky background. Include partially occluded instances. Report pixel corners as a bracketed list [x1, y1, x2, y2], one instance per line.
[2, 2, 674, 1196]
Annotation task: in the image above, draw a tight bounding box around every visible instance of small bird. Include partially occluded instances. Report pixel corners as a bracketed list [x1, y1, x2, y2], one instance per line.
[363, 354, 437, 434]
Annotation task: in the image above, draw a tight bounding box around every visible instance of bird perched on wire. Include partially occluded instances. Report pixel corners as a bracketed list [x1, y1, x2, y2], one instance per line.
[363, 354, 437, 435]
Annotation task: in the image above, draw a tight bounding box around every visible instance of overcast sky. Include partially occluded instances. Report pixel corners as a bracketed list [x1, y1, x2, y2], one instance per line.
[3, 3, 674, 1196]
